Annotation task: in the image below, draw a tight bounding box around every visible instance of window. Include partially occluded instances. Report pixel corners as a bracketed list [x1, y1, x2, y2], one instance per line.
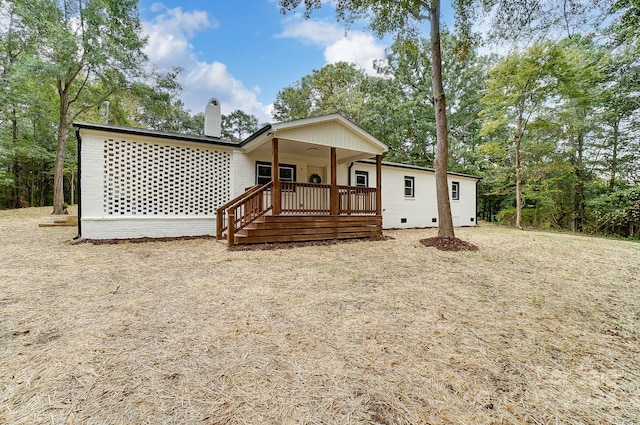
[255, 161, 296, 185]
[404, 176, 415, 198]
[451, 181, 460, 200]
[256, 163, 272, 185]
[355, 170, 369, 187]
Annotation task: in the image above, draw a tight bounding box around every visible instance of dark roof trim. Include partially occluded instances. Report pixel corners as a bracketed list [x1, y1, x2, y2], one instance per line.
[357, 159, 482, 180]
[239, 124, 272, 146]
[73, 121, 240, 148]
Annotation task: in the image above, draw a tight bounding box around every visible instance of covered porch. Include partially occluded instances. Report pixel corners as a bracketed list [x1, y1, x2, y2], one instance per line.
[215, 114, 386, 246]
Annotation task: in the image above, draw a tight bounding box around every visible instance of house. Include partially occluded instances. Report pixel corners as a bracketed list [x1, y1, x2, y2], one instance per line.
[74, 98, 479, 245]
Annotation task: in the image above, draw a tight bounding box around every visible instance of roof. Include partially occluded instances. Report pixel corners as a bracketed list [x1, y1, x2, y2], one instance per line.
[357, 159, 482, 180]
[73, 122, 240, 148]
[74, 115, 388, 162]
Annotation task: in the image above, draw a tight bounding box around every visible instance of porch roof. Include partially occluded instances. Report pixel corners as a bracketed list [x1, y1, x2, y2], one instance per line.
[240, 114, 388, 164]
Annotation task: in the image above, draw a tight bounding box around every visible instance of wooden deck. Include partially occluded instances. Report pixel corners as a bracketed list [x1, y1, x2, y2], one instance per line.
[216, 182, 383, 246]
[216, 141, 383, 246]
[233, 215, 382, 245]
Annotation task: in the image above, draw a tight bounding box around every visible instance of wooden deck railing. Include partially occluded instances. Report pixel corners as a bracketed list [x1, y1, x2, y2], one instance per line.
[279, 182, 378, 214]
[281, 182, 331, 213]
[217, 182, 378, 245]
[338, 185, 377, 214]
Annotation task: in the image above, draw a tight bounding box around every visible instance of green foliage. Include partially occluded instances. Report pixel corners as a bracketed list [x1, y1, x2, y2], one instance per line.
[0, 0, 207, 209]
[0, 169, 13, 188]
[272, 62, 373, 124]
[8, 0, 149, 212]
[120, 69, 205, 135]
[222, 110, 261, 142]
[610, 0, 640, 44]
[372, 32, 489, 171]
[586, 186, 640, 238]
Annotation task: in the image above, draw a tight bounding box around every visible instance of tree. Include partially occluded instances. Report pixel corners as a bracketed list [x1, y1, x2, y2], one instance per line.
[600, 58, 640, 189]
[273, 62, 372, 124]
[374, 33, 490, 173]
[280, 0, 625, 239]
[272, 83, 313, 122]
[553, 37, 608, 230]
[480, 42, 564, 229]
[601, 2, 640, 189]
[9, 0, 147, 214]
[279, 0, 461, 238]
[0, 2, 61, 207]
[610, 0, 640, 44]
[222, 110, 261, 142]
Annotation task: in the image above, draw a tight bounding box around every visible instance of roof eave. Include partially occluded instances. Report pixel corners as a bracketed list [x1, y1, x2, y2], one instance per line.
[73, 122, 239, 147]
[357, 159, 482, 180]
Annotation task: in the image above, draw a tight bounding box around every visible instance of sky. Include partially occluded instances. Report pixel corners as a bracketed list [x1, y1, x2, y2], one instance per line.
[137, 1, 455, 124]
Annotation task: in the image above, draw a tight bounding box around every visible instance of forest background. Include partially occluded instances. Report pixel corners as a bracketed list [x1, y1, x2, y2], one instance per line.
[0, 0, 638, 238]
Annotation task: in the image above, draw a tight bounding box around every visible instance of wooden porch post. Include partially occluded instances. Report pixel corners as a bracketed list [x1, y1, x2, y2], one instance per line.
[227, 209, 235, 247]
[330, 147, 338, 215]
[272, 138, 281, 215]
[376, 154, 382, 216]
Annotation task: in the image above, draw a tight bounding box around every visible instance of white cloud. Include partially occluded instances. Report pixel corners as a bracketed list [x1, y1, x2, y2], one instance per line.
[149, 3, 214, 36]
[182, 61, 271, 122]
[276, 18, 344, 46]
[142, 4, 271, 122]
[324, 32, 386, 75]
[278, 17, 387, 75]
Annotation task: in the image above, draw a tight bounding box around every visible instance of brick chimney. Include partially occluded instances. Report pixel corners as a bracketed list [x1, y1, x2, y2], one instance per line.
[204, 98, 222, 138]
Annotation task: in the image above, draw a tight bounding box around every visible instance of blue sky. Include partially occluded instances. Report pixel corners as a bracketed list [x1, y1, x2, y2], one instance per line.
[137, 1, 455, 123]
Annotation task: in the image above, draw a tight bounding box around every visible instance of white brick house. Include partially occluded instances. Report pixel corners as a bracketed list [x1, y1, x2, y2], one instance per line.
[75, 99, 480, 243]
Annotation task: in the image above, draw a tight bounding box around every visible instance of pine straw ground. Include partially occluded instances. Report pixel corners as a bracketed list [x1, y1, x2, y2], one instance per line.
[1, 207, 639, 425]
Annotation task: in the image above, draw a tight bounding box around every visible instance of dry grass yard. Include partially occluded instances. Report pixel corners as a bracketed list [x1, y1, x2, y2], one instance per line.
[1, 207, 639, 425]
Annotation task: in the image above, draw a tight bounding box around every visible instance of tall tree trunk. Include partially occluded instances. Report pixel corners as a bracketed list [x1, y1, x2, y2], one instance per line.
[11, 107, 21, 205]
[574, 133, 585, 231]
[515, 131, 523, 230]
[609, 120, 619, 191]
[39, 174, 47, 207]
[515, 138, 522, 229]
[70, 172, 75, 206]
[430, 0, 455, 239]
[53, 87, 69, 214]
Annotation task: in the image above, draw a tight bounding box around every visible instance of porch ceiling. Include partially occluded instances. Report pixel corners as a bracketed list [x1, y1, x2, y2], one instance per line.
[246, 138, 375, 164]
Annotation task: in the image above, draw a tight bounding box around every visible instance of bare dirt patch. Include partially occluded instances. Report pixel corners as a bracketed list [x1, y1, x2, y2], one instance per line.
[1, 207, 639, 424]
[420, 236, 479, 251]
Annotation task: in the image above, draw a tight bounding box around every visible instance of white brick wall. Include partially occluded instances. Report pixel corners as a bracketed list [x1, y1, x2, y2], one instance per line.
[80, 130, 233, 239]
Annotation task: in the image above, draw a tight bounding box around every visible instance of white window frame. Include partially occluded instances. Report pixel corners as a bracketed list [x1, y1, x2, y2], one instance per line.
[452, 181, 460, 200]
[404, 176, 415, 198]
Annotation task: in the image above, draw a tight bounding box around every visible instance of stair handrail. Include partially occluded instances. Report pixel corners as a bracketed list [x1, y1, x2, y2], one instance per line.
[216, 184, 263, 239]
[217, 182, 274, 245]
[226, 182, 274, 246]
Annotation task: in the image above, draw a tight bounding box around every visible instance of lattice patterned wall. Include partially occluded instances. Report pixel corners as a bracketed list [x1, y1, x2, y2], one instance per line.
[103, 139, 231, 215]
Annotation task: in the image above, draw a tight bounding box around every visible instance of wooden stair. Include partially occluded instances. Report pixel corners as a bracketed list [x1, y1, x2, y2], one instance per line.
[233, 215, 382, 245]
